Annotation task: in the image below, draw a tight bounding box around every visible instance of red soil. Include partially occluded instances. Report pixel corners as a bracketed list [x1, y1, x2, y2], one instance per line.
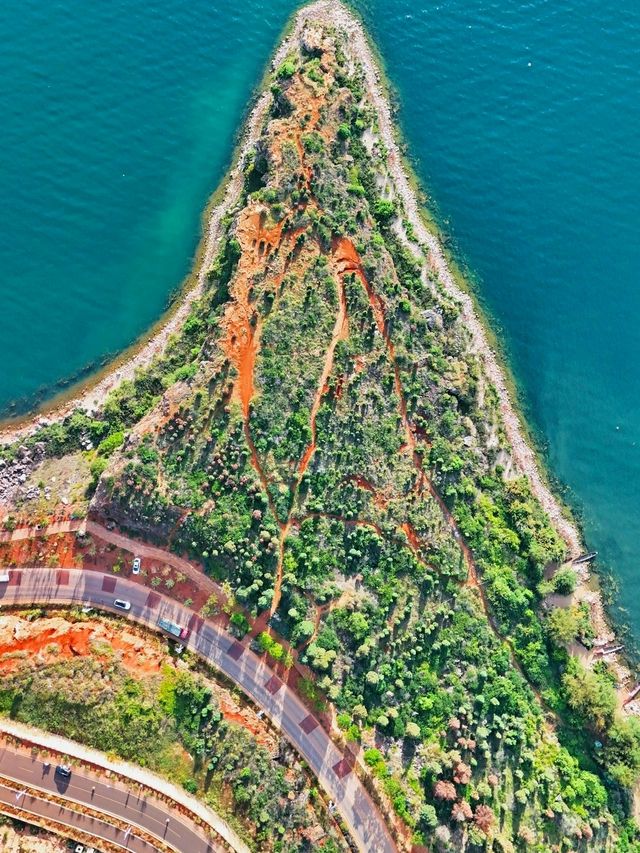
[347, 476, 376, 493]
[218, 694, 275, 750]
[221, 208, 285, 418]
[0, 618, 163, 678]
[401, 522, 422, 553]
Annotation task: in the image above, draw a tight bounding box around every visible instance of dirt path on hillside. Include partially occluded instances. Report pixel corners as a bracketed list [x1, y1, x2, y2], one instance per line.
[306, 0, 637, 699]
[209, 42, 551, 711]
[329, 234, 566, 716]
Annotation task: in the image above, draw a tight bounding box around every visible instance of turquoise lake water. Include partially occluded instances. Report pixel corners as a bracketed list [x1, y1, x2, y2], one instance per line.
[2, 1, 639, 638]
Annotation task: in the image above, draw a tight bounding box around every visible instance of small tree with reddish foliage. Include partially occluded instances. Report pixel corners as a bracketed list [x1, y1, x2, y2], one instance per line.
[474, 804, 495, 835]
[453, 761, 472, 785]
[517, 826, 535, 844]
[434, 780, 457, 801]
[451, 799, 473, 822]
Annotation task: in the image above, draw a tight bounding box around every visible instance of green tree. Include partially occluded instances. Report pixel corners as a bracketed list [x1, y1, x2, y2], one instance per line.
[97, 431, 125, 456]
[553, 567, 577, 595]
[405, 721, 421, 739]
[372, 198, 396, 224]
[562, 659, 616, 732]
[276, 59, 296, 80]
[547, 606, 582, 645]
[603, 717, 640, 786]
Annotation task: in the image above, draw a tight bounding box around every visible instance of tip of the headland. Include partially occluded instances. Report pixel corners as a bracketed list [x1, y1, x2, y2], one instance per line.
[295, 0, 355, 24]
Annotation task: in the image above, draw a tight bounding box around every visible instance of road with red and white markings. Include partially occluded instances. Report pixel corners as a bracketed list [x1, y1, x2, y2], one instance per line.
[0, 568, 396, 853]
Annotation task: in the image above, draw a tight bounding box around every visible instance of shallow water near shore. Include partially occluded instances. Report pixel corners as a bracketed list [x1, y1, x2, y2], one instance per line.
[2, 1, 640, 639]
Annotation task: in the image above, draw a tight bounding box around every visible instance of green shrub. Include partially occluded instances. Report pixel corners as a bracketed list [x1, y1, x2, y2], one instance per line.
[276, 60, 296, 80]
[230, 612, 249, 638]
[372, 198, 396, 223]
[97, 431, 125, 457]
[553, 566, 578, 595]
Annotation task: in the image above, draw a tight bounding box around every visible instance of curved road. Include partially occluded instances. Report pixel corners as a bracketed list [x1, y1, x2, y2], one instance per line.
[0, 742, 214, 852]
[0, 732, 224, 853]
[0, 777, 161, 852]
[0, 568, 395, 853]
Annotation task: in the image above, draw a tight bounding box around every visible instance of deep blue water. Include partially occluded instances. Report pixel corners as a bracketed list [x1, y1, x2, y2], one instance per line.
[1, 1, 639, 637]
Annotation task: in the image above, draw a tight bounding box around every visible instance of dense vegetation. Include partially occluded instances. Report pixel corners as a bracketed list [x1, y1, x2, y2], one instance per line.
[2, 14, 639, 853]
[0, 625, 343, 852]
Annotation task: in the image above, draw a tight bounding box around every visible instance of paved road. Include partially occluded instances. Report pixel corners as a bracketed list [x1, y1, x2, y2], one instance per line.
[0, 742, 222, 852]
[0, 519, 225, 604]
[0, 568, 395, 853]
[0, 717, 247, 853]
[0, 776, 154, 852]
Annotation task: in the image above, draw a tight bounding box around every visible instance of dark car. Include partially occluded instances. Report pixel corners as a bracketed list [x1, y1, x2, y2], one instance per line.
[55, 764, 71, 778]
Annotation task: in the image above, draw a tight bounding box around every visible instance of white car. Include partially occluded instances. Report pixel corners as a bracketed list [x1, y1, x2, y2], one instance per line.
[114, 599, 131, 611]
[132, 557, 141, 574]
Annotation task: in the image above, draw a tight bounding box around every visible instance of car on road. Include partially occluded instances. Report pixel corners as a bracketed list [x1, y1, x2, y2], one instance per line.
[157, 616, 188, 639]
[56, 764, 71, 778]
[132, 557, 141, 574]
[0, 570, 10, 583]
[114, 599, 131, 611]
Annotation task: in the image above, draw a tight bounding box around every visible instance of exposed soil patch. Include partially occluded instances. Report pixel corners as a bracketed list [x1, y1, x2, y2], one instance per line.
[221, 207, 285, 419]
[0, 610, 279, 752]
[0, 824, 68, 853]
[0, 614, 163, 678]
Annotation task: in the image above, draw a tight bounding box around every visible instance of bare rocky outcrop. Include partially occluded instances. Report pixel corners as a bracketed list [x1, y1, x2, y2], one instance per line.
[0, 442, 47, 508]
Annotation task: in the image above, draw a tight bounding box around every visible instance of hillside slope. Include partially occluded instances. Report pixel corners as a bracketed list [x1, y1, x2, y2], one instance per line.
[0, 4, 638, 852]
[86, 10, 640, 851]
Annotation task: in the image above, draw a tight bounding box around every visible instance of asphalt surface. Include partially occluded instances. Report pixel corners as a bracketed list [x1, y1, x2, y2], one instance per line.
[0, 741, 222, 852]
[0, 568, 396, 853]
[0, 776, 157, 852]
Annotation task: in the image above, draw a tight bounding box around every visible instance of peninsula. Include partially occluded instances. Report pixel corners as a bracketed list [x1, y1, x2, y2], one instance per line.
[0, 3, 638, 851]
